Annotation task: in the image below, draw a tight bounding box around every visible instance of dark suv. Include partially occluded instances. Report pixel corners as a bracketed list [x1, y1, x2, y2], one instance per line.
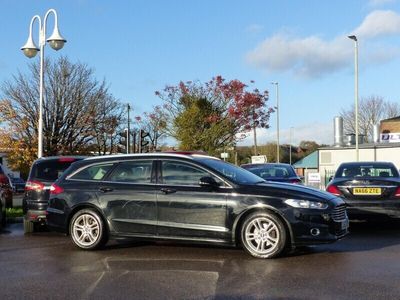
[47, 153, 348, 258]
[23, 156, 84, 233]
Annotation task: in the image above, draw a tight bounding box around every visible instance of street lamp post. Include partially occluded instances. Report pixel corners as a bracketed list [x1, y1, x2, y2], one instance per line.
[21, 9, 66, 158]
[271, 82, 280, 163]
[348, 35, 359, 161]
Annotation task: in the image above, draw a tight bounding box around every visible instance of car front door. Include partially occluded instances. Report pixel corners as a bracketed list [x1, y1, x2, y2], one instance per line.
[156, 159, 230, 241]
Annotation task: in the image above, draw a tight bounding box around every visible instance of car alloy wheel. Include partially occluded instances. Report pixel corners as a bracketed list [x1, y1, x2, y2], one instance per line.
[70, 209, 107, 250]
[241, 212, 287, 258]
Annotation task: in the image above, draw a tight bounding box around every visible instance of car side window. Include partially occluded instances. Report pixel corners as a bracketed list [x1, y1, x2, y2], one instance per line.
[70, 164, 114, 181]
[108, 161, 153, 184]
[161, 161, 220, 186]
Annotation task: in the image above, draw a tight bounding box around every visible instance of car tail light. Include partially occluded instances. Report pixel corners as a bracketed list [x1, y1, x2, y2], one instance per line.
[394, 187, 400, 197]
[50, 184, 64, 195]
[326, 185, 342, 196]
[25, 180, 45, 192]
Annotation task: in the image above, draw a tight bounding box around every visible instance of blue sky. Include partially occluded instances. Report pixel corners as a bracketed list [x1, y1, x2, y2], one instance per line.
[1, 0, 400, 146]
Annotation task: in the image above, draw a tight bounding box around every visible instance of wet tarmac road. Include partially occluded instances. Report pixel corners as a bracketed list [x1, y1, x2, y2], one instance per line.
[1, 221, 400, 300]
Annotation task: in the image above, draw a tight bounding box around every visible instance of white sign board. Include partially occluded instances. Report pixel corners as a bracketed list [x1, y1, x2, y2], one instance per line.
[308, 173, 321, 183]
[380, 133, 400, 143]
[220, 152, 229, 159]
[251, 155, 268, 164]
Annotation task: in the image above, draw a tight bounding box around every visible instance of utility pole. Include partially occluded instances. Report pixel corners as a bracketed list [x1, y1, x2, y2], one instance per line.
[127, 103, 131, 154]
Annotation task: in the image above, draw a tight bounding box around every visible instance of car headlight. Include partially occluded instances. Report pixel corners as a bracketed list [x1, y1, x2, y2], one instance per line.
[284, 199, 328, 210]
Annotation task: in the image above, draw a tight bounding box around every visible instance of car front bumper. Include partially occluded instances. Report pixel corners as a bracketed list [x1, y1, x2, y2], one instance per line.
[284, 205, 349, 246]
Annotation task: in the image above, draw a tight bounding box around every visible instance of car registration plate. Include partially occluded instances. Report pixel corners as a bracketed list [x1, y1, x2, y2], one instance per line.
[353, 187, 381, 195]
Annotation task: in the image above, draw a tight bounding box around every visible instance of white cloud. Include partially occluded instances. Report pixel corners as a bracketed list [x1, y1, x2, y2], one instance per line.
[246, 34, 351, 78]
[246, 10, 400, 78]
[353, 10, 400, 38]
[238, 121, 334, 146]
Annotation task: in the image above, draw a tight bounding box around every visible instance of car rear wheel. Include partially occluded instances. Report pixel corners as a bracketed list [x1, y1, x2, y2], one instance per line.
[70, 209, 108, 250]
[240, 211, 287, 258]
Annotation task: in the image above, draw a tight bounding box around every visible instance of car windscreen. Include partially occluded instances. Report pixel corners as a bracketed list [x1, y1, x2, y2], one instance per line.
[31, 160, 80, 181]
[335, 164, 399, 178]
[195, 158, 265, 184]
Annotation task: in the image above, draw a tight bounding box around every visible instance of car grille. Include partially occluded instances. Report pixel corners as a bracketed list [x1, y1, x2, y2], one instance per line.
[330, 204, 347, 221]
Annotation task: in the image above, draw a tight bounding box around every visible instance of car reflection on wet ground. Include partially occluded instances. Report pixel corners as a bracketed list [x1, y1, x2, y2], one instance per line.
[1, 220, 400, 299]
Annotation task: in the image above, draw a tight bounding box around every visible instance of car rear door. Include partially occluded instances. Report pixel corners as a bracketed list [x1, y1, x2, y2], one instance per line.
[96, 159, 158, 236]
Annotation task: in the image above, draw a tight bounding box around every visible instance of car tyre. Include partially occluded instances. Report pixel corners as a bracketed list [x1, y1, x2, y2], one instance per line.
[70, 209, 108, 250]
[240, 211, 287, 259]
[23, 218, 34, 233]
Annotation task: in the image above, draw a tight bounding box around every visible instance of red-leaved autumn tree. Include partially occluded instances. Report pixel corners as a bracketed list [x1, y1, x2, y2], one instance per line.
[155, 76, 273, 153]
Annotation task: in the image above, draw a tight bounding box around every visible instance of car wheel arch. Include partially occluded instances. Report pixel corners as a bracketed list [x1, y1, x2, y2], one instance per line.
[232, 206, 294, 247]
[67, 204, 110, 236]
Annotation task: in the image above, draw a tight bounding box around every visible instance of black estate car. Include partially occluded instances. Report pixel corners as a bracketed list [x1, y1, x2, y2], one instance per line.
[23, 156, 84, 233]
[241, 163, 303, 184]
[326, 161, 400, 219]
[47, 153, 348, 258]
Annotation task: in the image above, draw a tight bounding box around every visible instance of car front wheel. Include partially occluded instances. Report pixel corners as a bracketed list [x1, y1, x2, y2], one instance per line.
[240, 211, 287, 259]
[70, 209, 108, 250]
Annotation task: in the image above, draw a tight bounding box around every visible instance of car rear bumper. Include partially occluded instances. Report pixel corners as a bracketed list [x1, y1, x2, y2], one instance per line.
[24, 209, 47, 224]
[345, 200, 400, 218]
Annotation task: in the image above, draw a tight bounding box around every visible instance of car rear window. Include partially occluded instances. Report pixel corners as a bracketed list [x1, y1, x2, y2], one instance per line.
[70, 164, 114, 181]
[31, 159, 80, 181]
[336, 164, 399, 178]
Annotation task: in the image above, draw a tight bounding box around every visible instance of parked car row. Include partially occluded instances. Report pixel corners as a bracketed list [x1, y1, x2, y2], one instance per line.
[7, 153, 400, 258]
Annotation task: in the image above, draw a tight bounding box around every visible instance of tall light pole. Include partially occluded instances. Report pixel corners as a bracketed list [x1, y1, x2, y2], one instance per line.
[271, 82, 280, 163]
[348, 35, 359, 161]
[21, 9, 66, 158]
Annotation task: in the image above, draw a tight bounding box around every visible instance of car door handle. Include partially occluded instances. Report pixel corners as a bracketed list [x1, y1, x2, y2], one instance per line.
[160, 188, 176, 195]
[99, 187, 114, 193]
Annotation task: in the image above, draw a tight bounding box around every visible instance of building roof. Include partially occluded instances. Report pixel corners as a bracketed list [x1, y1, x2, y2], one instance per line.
[381, 116, 400, 122]
[293, 151, 318, 169]
[319, 142, 400, 150]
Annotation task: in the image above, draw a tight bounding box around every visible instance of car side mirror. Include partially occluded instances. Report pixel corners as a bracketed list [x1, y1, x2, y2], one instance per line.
[199, 176, 220, 189]
[328, 176, 334, 182]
